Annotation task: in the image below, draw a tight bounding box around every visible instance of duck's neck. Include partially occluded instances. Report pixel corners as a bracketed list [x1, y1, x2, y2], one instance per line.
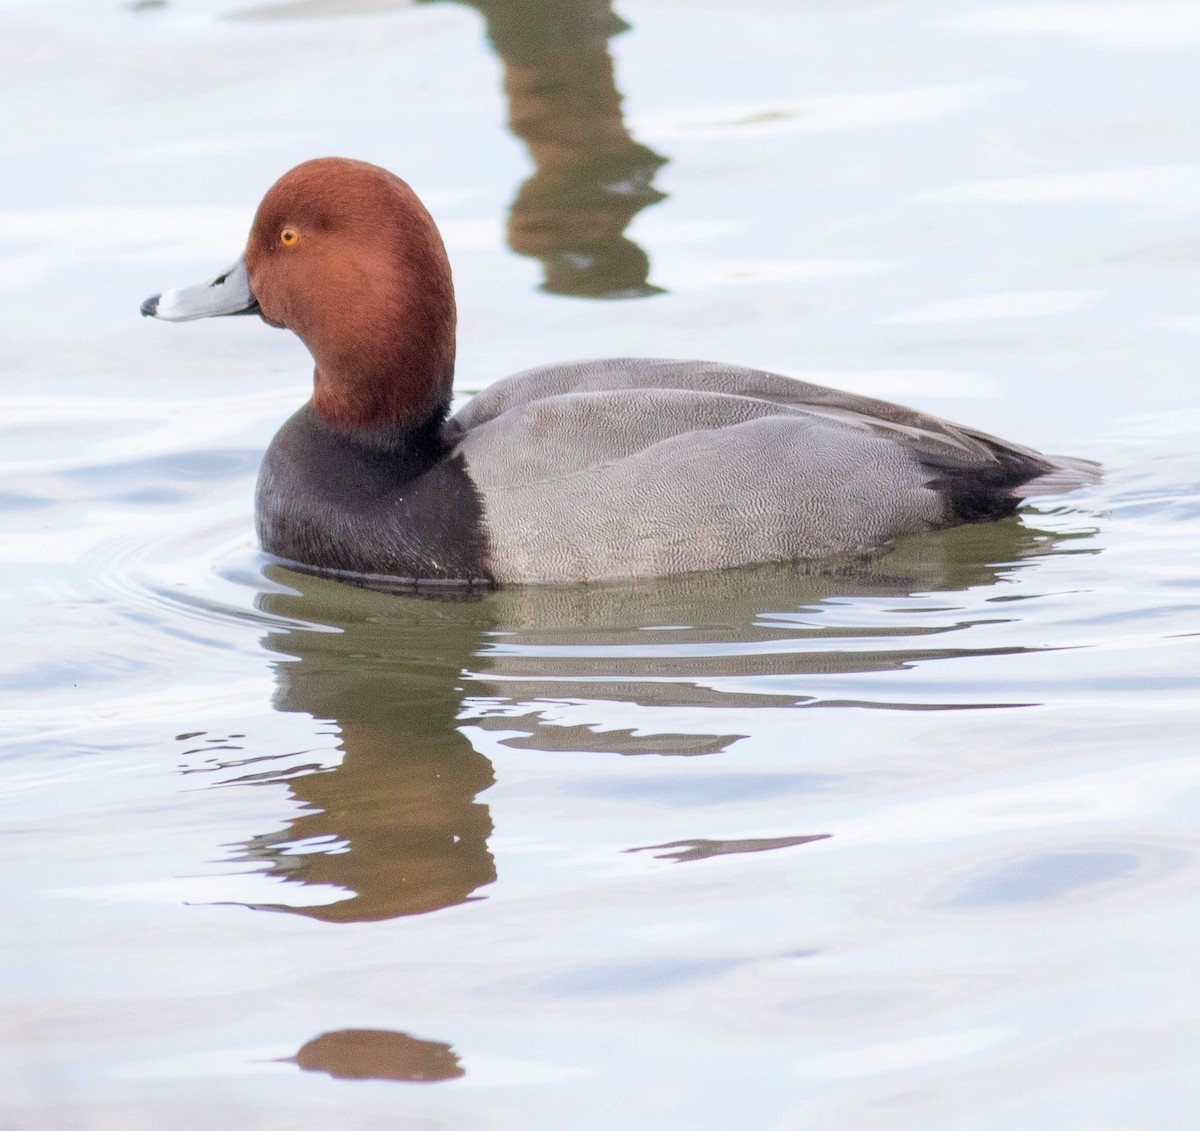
[314, 346, 453, 441]
[318, 397, 455, 462]
[309, 340, 456, 445]
[306, 241, 458, 440]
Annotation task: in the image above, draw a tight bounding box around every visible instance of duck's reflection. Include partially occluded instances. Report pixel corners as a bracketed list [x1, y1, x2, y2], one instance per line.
[453, 0, 667, 297]
[290, 1028, 465, 1082]
[239, 592, 498, 922]
[197, 518, 1093, 927]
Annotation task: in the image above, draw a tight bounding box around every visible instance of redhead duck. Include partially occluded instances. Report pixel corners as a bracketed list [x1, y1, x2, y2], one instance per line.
[141, 157, 1097, 587]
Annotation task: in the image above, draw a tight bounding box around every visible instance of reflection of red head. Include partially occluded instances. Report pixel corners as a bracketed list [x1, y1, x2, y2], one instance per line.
[292, 1028, 465, 1082]
[235, 719, 496, 924]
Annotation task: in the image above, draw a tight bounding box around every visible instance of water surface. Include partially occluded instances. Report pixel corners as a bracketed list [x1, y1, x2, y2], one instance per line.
[2, 0, 1200, 1126]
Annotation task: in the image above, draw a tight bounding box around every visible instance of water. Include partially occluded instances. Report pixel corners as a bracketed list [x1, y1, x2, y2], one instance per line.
[3, 0, 1200, 1125]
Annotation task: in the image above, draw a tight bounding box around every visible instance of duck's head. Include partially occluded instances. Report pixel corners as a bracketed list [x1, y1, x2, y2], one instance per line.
[141, 157, 457, 434]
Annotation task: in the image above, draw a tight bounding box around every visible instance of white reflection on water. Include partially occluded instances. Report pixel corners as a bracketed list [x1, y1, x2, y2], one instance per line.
[800, 1026, 1009, 1080]
[637, 81, 1007, 138]
[884, 290, 1098, 324]
[942, 3, 1200, 50]
[108, 132, 316, 165]
[921, 163, 1200, 215]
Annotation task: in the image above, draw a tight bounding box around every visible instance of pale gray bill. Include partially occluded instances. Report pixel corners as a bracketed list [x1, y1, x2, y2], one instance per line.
[143, 256, 257, 321]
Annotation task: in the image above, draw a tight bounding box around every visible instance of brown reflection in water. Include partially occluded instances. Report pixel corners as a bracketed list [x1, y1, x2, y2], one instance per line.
[236, 591, 499, 923]
[239, 722, 495, 922]
[450, 0, 668, 297]
[498, 723, 744, 757]
[290, 1028, 464, 1082]
[192, 517, 1091, 926]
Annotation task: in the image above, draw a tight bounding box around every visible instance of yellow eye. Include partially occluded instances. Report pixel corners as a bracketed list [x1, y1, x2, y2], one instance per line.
[280, 228, 299, 247]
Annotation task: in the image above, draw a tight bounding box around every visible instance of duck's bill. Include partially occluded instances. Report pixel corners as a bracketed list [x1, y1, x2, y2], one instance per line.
[140, 256, 260, 321]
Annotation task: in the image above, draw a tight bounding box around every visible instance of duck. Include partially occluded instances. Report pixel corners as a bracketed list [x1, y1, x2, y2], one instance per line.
[141, 157, 1098, 587]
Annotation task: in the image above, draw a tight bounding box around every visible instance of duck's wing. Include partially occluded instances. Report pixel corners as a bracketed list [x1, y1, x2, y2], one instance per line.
[451, 376, 1096, 584]
[455, 358, 865, 432]
[458, 405, 941, 583]
[453, 357, 1099, 501]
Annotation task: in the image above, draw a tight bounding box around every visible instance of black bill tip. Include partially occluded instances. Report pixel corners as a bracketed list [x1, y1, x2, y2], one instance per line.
[140, 294, 160, 317]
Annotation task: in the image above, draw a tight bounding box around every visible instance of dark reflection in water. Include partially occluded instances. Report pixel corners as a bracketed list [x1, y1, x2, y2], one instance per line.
[627, 834, 832, 863]
[237, 592, 497, 922]
[447, 0, 668, 297]
[289, 1028, 464, 1082]
[178, 518, 1094, 927]
[186, 0, 669, 297]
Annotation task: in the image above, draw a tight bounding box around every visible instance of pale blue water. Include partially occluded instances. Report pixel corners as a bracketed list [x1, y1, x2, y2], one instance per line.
[2, 1, 1200, 1126]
